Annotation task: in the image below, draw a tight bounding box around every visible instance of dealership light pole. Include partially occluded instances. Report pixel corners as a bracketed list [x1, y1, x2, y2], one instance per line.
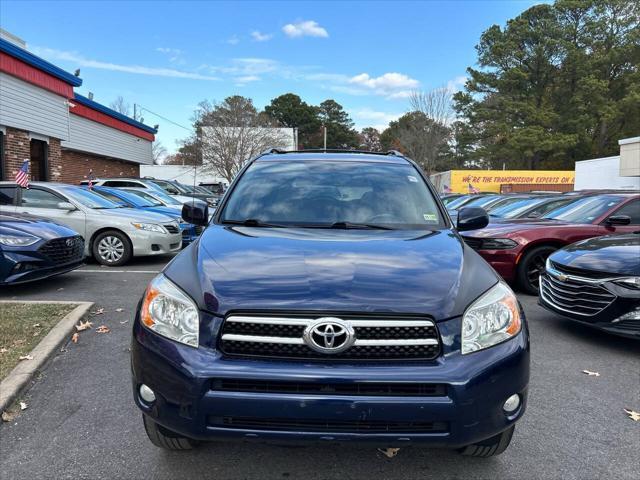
[323, 124, 327, 150]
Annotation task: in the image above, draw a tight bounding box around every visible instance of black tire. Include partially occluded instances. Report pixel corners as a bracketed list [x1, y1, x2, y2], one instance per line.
[459, 425, 515, 457]
[142, 414, 196, 450]
[516, 245, 557, 295]
[91, 230, 132, 266]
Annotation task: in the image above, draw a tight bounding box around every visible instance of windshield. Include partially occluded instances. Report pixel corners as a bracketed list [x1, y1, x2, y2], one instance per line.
[490, 197, 545, 218]
[61, 187, 121, 209]
[446, 195, 474, 209]
[124, 188, 178, 206]
[220, 160, 444, 229]
[462, 195, 501, 209]
[542, 195, 625, 223]
[99, 188, 154, 207]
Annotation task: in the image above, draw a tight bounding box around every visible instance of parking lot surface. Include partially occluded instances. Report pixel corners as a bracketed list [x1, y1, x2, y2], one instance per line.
[0, 256, 638, 480]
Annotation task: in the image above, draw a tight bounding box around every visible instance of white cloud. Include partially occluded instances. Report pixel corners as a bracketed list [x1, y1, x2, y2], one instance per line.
[251, 31, 273, 42]
[447, 75, 467, 92]
[32, 46, 220, 81]
[282, 20, 328, 38]
[351, 108, 402, 131]
[226, 35, 240, 45]
[236, 75, 261, 83]
[155, 47, 184, 65]
[349, 72, 419, 99]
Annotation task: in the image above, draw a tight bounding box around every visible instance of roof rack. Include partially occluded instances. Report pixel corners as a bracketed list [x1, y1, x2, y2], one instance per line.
[261, 148, 406, 157]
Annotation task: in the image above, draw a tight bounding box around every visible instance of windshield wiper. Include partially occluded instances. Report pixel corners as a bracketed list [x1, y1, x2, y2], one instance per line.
[329, 221, 394, 230]
[221, 219, 287, 228]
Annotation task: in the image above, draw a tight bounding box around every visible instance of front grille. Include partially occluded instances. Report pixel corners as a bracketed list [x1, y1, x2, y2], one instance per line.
[540, 268, 616, 317]
[211, 379, 447, 396]
[164, 224, 180, 234]
[219, 314, 440, 360]
[549, 261, 613, 279]
[38, 236, 84, 265]
[462, 236, 483, 250]
[211, 416, 448, 433]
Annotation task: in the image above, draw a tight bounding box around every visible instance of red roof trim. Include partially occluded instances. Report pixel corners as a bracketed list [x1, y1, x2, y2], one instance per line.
[70, 103, 156, 141]
[0, 52, 74, 98]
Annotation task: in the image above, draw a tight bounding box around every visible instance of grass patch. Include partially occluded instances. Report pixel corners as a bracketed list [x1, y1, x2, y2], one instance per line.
[0, 303, 76, 380]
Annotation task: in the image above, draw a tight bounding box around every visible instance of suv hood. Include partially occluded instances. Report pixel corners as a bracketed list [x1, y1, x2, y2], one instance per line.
[0, 213, 79, 240]
[551, 233, 640, 276]
[164, 226, 499, 319]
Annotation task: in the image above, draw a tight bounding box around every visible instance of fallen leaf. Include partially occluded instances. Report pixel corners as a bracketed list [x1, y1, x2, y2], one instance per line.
[624, 408, 640, 422]
[115, 308, 124, 313]
[582, 370, 600, 377]
[71, 333, 79, 343]
[96, 325, 110, 334]
[119, 320, 129, 325]
[75, 320, 92, 332]
[378, 448, 400, 458]
[1, 411, 16, 422]
[32, 323, 41, 328]
[19, 355, 33, 361]
[92, 308, 105, 315]
[19, 402, 27, 411]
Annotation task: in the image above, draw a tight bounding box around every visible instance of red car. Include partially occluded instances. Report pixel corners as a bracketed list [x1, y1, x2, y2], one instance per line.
[461, 194, 640, 294]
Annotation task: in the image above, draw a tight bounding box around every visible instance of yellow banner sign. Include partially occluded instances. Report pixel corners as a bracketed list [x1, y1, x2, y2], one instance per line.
[449, 170, 575, 193]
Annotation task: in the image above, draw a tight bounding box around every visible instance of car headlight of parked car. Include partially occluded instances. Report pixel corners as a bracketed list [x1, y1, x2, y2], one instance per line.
[479, 238, 518, 250]
[0, 233, 40, 247]
[612, 277, 640, 290]
[140, 274, 199, 347]
[131, 222, 168, 234]
[461, 281, 522, 354]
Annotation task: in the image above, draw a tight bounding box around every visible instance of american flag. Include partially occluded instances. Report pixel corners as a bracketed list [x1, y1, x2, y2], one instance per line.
[87, 169, 96, 189]
[443, 184, 452, 194]
[468, 183, 480, 194]
[15, 159, 29, 188]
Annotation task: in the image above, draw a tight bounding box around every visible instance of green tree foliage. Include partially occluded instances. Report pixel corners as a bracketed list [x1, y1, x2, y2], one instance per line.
[264, 93, 321, 148]
[381, 112, 452, 175]
[454, 0, 639, 169]
[317, 99, 360, 149]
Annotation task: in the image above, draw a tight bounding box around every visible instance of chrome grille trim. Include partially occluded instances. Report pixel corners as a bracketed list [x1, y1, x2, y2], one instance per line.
[225, 316, 435, 328]
[220, 333, 438, 347]
[540, 273, 616, 317]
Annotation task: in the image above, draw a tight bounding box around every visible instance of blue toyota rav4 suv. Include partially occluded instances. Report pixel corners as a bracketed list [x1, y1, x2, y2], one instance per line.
[131, 150, 530, 457]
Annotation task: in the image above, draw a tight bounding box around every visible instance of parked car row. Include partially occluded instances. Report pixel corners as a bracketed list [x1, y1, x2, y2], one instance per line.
[445, 190, 640, 338]
[0, 181, 210, 284]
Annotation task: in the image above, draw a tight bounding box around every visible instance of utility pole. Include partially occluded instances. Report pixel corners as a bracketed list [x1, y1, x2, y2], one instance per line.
[323, 125, 327, 150]
[133, 103, 137, 121]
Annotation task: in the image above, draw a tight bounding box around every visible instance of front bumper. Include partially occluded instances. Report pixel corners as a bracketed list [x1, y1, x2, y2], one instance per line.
[539, 274, 640, 339]
[130, 230, 182, 256]
[0, 249, 83, 285]
[131, 314, 530, 447]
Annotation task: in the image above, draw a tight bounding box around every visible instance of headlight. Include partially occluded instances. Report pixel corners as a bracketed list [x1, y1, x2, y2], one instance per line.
[613, 277, 640, 290]
[461, 282, 522, 354]
[480, 238, 518, 250]
[131, 222, 167, 234]
[0, 234, 40, 247]
[140, 274, 199, 347]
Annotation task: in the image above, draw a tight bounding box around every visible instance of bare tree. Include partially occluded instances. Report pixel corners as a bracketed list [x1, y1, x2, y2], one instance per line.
[110, 96, 131, 117]
[197, 96, 291, 182]
[152, 141, 167, 165]
[409, 87, 454, 127]
[358, 127, 382, 151]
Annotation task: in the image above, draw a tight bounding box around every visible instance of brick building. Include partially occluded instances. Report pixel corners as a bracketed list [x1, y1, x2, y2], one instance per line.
[0, 31, 157, 184]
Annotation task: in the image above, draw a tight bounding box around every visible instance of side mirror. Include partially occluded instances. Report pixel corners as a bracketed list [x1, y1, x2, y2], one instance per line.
[606, 215, 631, 226]
[182, 200, 209, 227]
[457, 207, 489, 231]
[57, 202, 77, 211]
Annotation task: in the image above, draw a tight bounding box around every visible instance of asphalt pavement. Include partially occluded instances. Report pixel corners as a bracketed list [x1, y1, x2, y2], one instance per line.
[0, 255, 638, 480]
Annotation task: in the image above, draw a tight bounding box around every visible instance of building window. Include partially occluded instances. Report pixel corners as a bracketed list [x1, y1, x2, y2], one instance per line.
[30, 139, 49, 181]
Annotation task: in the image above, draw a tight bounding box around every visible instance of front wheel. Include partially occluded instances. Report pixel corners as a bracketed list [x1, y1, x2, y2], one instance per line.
[516, 245, 557, 295]
[459, 425, 515, 457]
[142, 415, 196, 450]
[92, 230, 132, 266]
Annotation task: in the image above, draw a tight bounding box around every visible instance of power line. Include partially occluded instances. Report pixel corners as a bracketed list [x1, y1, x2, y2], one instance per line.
[135, 104, 192, 132]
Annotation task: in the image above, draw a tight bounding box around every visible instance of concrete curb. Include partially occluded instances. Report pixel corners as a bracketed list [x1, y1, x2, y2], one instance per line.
[0, 300, 94, 412]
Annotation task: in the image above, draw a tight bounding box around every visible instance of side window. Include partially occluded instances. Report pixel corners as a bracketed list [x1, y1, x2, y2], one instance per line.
[611, 199, 640, 224]
[0, 186, 17, 205]
[20, 189, 64, 208]
[103, 181, 139, 188]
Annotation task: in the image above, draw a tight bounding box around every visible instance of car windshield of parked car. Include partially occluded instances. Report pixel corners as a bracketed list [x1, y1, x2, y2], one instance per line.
[99, 189, 155, 208]
[221, 160, 444, 229]
[463, 195, 502, 209]
[542, 195, 625, 223]
[60, 187, 121, 209]
[124, 189, 177, 206]
[446, 195, 473, 209]
[441, 195, 461, 206]
[490, 197, 545, 218]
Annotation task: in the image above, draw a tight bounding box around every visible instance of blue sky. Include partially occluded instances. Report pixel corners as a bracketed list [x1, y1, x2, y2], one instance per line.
[1, 0, 540, 154]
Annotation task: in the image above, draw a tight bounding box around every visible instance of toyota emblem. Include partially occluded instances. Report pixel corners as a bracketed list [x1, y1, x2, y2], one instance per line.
[303, 318, 355, 354]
